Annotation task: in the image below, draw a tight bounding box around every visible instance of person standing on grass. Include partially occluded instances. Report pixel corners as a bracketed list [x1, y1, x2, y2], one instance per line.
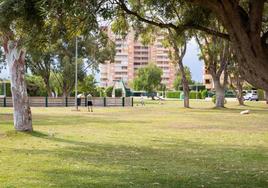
[87, 94, 93, 112]
[140, 94, 145, 106]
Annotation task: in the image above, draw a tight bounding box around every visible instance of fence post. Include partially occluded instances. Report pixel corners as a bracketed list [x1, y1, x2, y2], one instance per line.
[45, 96, 48, 107]
[131, 97, 134, 107]
[4, 97, 6, 107]
[65, 97, 68, 107]
[104, 97, 106, 107]
[122, 97, 125, 107]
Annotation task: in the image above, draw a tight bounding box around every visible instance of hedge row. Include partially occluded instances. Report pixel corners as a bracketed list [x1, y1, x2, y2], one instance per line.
[166, 91, 181, 98]
[166, 91, 203, 99]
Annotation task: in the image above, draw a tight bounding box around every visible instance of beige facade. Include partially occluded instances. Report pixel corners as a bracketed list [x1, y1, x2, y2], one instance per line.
[203, 67, 225, 90]
[100, 28, 176, 89]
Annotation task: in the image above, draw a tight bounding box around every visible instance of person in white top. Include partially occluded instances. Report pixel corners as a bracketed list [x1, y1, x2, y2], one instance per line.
[140, 94, 145, 106]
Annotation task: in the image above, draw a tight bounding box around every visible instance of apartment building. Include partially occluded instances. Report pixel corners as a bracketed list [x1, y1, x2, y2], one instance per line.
[203, 67, 225, 90]
[99, 28, 176, 89]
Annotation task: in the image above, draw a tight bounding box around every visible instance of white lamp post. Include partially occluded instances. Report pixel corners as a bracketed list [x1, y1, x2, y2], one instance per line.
[75, 36, 78, 110]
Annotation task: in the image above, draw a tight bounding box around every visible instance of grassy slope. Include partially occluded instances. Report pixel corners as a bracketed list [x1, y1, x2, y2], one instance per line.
[0, 100, 267, 188]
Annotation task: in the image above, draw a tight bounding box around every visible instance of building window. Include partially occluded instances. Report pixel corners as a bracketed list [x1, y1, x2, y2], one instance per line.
[205, 79, 211, 84]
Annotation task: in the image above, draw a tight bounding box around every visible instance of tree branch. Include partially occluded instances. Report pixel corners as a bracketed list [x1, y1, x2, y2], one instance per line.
[117, 0, 230, 40]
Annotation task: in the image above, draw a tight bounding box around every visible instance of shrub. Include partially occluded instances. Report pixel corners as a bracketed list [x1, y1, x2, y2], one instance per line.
[189, 91, 201, 99]
[166, 91, 181, 98]
[0, 82, 11, 96]
[201, 90, 208, 99]
[257, 89, 264, 101]
[105, 86, 113, 97]
[115, 88, 122, 97]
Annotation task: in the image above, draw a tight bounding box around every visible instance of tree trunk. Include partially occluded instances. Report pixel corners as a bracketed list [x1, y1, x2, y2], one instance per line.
[213, 2, 268, 91]
[265, 90, 268, 104]
[178, 61, 190, 108]
[4, 40, 33, 132]
[169, 31, 189, 108]
[183, 83, 190, 108]
[236, 79, 244, 106]
[214, 79, 225, 108]
[237, 90, 244, 106]
[44, 78, 52, 97]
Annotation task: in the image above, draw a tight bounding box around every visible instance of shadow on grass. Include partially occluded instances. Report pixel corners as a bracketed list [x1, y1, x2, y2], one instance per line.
[12, 132, 268, 188]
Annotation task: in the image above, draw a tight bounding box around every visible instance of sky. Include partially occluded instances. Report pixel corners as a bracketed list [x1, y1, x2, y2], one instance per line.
[183, 38, 204, 83]
[0, 39, 204, 83]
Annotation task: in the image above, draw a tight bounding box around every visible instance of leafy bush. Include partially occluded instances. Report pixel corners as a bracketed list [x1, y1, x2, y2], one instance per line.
[26, 75, 47, 96]
[105, 86, 113, 97]
[189, 91, 201, 99]
[0, 82, 11, 96]
[115, 88, 122, 97]
[201, 90, 208, 99]
[257, 89, 264, 101]
[166, 91, 181, 98]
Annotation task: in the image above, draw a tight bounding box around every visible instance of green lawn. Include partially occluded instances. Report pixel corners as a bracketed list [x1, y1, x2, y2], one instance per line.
[0, 100, 268, 188]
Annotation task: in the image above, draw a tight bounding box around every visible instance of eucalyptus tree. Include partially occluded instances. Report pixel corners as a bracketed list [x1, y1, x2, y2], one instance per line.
[173, 66, 194, 90]
[51, 31, 114, 98]
[115, 0, 268, 100]
[167, 30, 190, 107]
[26, 50, 54, 97]
[133, 63, 163, 98]
[195, 32, 230, 108]
[0, 0, 109, 132]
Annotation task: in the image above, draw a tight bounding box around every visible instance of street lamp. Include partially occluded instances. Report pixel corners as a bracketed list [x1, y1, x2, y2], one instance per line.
[75, 36, 78, 111]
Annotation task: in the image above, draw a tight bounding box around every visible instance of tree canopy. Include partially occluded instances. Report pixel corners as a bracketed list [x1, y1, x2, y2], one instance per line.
[133, 63, 163, 93]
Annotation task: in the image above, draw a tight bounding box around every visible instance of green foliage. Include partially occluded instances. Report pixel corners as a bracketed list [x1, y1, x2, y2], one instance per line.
[133, 63, 163, 93]
[25, 75, 47, 96]
[115, 89, 122, 97]
[257, 89, 265, 101]
[105, 86, 113, 97]
[166, 91, 181, 98]
[189, 91, 201, 99]
[78, 75, 98, 97]
[0, 82, 11, 96]
[96, 87, 105, 97]
[201, 90, 208, 99]
[173, 66, 194, 90]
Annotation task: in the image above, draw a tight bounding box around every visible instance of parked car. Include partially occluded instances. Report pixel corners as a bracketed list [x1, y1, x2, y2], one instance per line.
[243, 91, 258, 101]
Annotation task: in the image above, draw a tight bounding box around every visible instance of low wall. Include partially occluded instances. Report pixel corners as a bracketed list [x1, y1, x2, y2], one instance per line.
[0, 97, 133, 107]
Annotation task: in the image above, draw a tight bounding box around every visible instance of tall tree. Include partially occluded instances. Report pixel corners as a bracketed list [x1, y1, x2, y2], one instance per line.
[133, 63, 163, 98]
[115, 0, 268, 95]
[173, 66, 194, 90]
[0, 0, 108, 131]
[26, 51, 54, 97]
[228, 53, 245, 106]
[196, 33, 230, 108]
[167, 30, 190, 107]
[0, 0, 47, 131]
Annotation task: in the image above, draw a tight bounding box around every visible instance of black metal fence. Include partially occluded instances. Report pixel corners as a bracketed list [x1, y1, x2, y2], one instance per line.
[0, 97, 134, 107]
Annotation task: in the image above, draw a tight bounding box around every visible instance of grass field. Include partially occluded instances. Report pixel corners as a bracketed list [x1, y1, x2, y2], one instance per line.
[0, 100, 268, 188]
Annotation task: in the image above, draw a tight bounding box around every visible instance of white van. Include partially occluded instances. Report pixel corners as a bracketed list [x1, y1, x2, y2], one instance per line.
[244, 90, 258, 101]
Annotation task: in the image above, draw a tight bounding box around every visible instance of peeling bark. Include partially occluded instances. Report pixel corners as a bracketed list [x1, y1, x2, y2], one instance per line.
[4, 39, 33, 132]
[213, 78, 225, 108]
